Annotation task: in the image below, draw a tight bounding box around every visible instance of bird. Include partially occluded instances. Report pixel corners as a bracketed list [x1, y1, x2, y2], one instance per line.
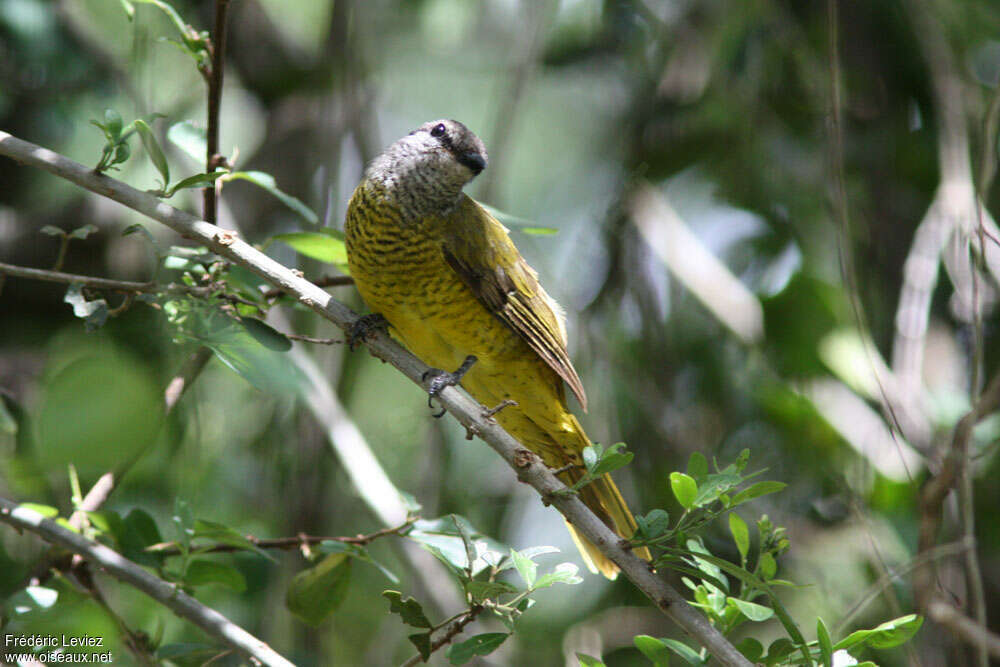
[344, 119, 649, 578]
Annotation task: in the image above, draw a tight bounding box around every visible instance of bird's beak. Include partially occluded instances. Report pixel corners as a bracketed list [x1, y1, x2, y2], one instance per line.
[457, 151, 486, 175]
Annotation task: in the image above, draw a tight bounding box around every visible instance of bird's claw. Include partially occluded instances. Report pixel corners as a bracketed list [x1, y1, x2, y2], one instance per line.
[348, 313, 388, 351]
[422, 355, 477, 418]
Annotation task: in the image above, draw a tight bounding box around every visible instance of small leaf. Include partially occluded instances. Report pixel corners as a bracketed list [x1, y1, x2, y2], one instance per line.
[730, 597, 773, 622]
[239, 317, 291, 352]
[270, 231, 347, 266]
[633, 635, 671, 666]
[691, 472, 741, 507]
[40, 225, 64, 237]
[833, 614, 923, 651]
[382, 590, 432, 628]
[762, 638, 796, 662]
[64, 284, 108, 331]
[119, 0, 135, 19]
[286, 554, 352, 626]
[591, 443, 634, 475]
[686, 451, 708, 481]
[731, 481, 787, 506]
[758, 552, 777, 580]
[510, 549, 537, 588]
[447, 633, 509, 665]
[409, 632, 432, 661]
[575, 654, 606, 667]
[227, 171, 318, 225]
[18, 503, 59, 518]
[104, 109, 123, 140]
[670, 472, 698, 510]
[817, 617, 834, 667]
[134, 119, 170, 187]
[163, 170, 227, 197]
[658, 638, 703, 665]
[69, 224, 99, 240]
[167, 120, 208, 163]
[636, 509, 670, 539]
[113, 141, 131, 166]
[534, 562, 582, 588]
[582, 444, 599, 470]
[184, 559, 246, 591]
[120, 508, 165, 567]
[465, 580, 518, 602]
[734, 637, 762, 662]
[729, 513, 749, 562]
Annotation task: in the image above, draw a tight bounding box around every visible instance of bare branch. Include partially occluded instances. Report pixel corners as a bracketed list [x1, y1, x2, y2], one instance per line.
[0, 499, 293, 667]
[0, 261, 155, 292]
[0, 131, 752, 667]
[926, 598, 1000, 660]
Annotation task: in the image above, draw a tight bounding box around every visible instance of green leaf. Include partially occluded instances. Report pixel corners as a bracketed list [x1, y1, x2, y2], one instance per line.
[735, 637, 763, 662]
[104, 109, 123, 140]
[658, 638, 703, 665]
[226, 171, 318, 225]
[686, 451, 708, 481]
[69, 224, 99, 240]
[636, 509, 670, 539]
[511, 549, 537, 588]
[729, 513, 749, 562]
[817, 617, 834, 667]
[731, 481, 787, 506]
[316, 541, 398, 583]
[134, 119, 169, 187]
[582, 444, 599, 470]
[270, 231, 347, 266]
[184, 559, 246, 591]
[729, 597, 773, 622]
[113, 141, 131, 167]
[634, 635, 671, 666]
[692, 472, 741, 507]
[188, 316, 303, 396]
[670, 472, 698, 510]
[18, 503, 59, 518]
[40, 225, 65, 237]
[591, 442, 634, 475]
[167, 120, 207, 163]
[758, 552, 777, 580]
[286, 554, 352, 626]
[120, 508, 165, 567]
[382, 590, 432, 628]
[465, 580, 517, 602]
[64, 284, 108, 331]
[762, 638, 796, 663]
[239, 317, 291, 352]
[119, 0, 135, 19]
[576, 654, 606, 667]
[533, 562, 582, 588]
[409, 632, 432, 661]
[833, 614, 923, 651]
[192, 519, 275, 561]
[447, 633, 509, 665]
[163, 170, 227, 197]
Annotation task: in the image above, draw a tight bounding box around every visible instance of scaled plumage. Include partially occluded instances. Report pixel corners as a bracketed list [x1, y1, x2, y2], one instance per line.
[345, 120, 649, 578]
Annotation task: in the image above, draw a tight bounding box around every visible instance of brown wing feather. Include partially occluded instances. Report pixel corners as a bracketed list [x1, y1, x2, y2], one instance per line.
[438, 196, 588, 411]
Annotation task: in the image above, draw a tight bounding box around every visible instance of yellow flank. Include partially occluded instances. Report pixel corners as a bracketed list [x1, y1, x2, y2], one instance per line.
[346, 177, 650, 579]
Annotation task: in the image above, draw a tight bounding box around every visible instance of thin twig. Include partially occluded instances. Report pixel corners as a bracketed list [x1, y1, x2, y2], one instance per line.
[146, 517, 417, 557]
[285, 333, 344, 345]
[0, 499, 293, 667]
[0, 261, 156, 292]
[400, 606, 483, 667]
[926, 597, 1000, 660]
[263, 274, 354, 299]
[203, 0, 231, 223]
[0, 131, 752, 667]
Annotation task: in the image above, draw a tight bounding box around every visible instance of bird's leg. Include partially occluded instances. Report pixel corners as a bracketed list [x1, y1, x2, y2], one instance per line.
[347, 313, 389, 351]
[422, 355, 478, 418]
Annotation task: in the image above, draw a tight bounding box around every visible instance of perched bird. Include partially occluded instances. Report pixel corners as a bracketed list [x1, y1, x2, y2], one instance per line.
[344, 119, 649, 578]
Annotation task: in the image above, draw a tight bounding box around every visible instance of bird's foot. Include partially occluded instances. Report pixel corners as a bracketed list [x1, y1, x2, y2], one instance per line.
[422, 355, 477, 418]
[347, 313, 388, 351]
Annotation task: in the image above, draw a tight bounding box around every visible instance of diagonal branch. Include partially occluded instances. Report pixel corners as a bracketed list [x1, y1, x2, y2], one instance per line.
[0, 498, 293, 667]
[0, 131, 752, 667]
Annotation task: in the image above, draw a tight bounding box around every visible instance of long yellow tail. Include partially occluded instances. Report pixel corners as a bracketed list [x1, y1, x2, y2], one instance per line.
[557, 417, 651, 579]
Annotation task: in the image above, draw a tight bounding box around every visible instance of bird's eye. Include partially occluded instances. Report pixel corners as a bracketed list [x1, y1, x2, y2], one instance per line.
[430, 123, 446, 138]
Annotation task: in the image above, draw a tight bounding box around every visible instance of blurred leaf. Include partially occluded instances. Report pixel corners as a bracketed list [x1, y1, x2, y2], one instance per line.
[633, 635, 671, 666]
[69, 224, 98, 240]
[576, 654, 606, 667]
[533, 562, 582, 588]
[735, 637, 763, 662]
[7, 586, 59, 615]
[167, 120, 207, 164]
[817, 617, 834, 667]
[270, 231, 347, 266]
[833, 614, 923, 651]
[670, 472, 698, 510]
[40, 225, 64, 237]
[155, 644, 219, 662]
[226, 171, 318, 225]
[63, 284, 108, 331]
[687, 451, 708, 481]
[239, 317, 291, 352]
[729, 597, 773, 622]
[447, 633, 509, 665]
[465, 580, 517, 602]
[510, 549, 537, 588]
[184, 559, 246, 591]
[119, 508, 165, 567]
[635, 509, 670, 540]
[759, 552, 777, 580]
[104, 109, 123, 140]
[134, 119, 169, 187]
[18, 503, 59, 518]
[163, 170, 227, 198]
[192, 519, 275, 561]
[731, 481, 786, 506]
[119, 0, 136, 19]
[382, 590, 432, 628]
[286, 554, 351, 626]
[317, 541, 398, 583]
[409, 632, 432, 661]
[658, 638, 703, 665]
[763, 638, 796, 663]
[729, 514, 749, 562]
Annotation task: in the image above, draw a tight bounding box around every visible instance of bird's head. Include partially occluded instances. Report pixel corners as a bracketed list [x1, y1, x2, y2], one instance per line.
[364, 119, 488, 218]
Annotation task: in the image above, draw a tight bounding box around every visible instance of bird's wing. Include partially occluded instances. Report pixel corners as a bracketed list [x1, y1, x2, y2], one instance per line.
[437, 195, 588, 411]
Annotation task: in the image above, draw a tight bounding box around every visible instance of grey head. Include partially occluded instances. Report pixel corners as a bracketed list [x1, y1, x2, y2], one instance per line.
[364, 119, 488, 219]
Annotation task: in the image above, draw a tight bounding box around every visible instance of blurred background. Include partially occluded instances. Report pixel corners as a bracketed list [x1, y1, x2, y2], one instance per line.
[2, 0, 1000, 665]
